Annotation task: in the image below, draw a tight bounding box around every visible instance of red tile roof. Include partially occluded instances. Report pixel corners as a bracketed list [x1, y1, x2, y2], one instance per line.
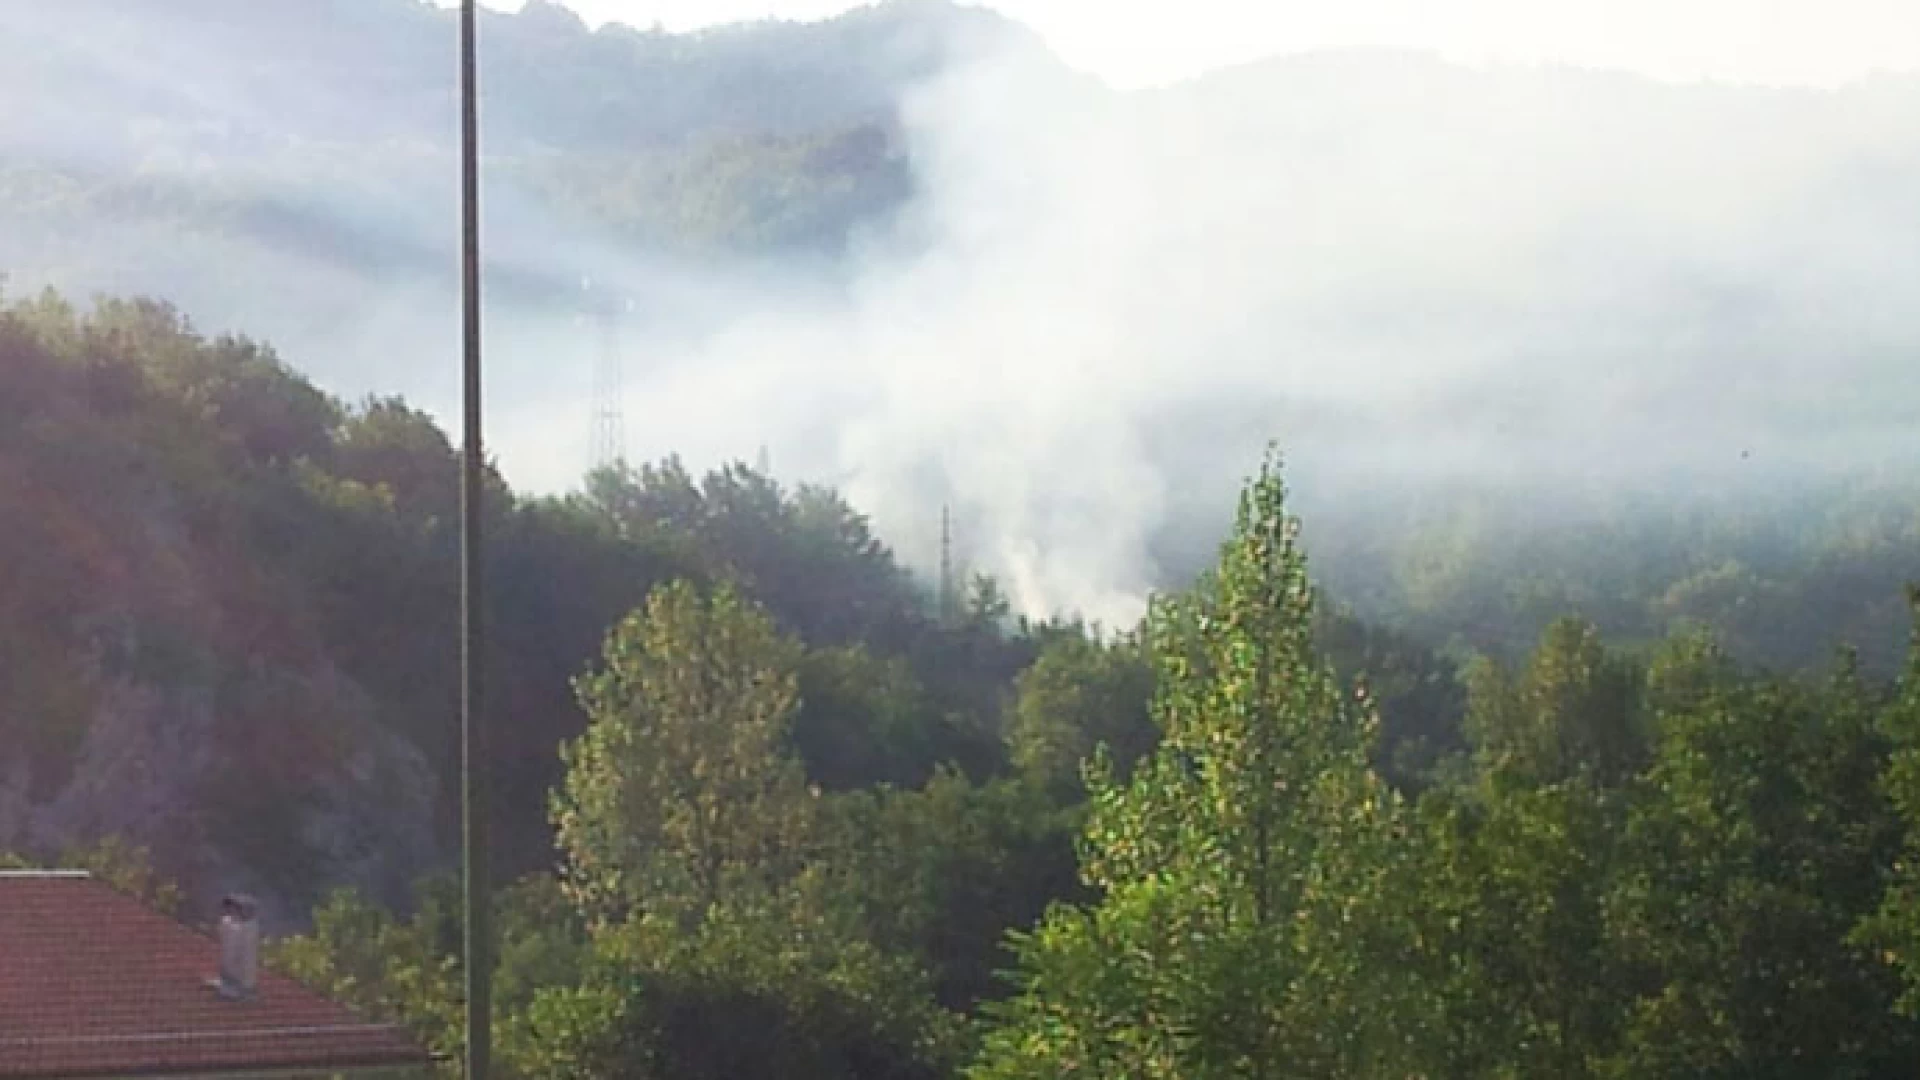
[0, 872, 431, 1078]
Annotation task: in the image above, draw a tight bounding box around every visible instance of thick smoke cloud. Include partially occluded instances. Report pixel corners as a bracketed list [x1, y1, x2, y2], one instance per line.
[569, 47, 1920, 624]
[5, 4, 1920, 627]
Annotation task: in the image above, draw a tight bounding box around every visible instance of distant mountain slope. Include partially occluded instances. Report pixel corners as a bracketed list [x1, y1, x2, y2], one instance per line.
[1, 0, 1033, 156]
[0, 0, 1055, 324]
[0, 284, 1040, 930]
[0, 0, 1075, 419]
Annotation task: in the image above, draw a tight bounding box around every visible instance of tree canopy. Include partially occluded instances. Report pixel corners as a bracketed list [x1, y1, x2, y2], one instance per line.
[9, 287, 1920, 1076]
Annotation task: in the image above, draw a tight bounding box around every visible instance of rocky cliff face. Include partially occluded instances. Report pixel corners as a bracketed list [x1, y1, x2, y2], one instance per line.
[0, 486, 446, 930]
[0, 300, 448, 932]
[0, 657, 438, 934]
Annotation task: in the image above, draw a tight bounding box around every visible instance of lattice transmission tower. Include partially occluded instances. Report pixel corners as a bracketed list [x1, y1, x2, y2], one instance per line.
[580, 277, 633, 472]
[938, 504, 955, 625]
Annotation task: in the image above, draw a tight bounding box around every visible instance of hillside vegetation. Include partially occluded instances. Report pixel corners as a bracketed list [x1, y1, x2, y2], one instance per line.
[6, 2, 1920, 1075]
[0, 286, 1030, 921]
[0, 285, 1466, 907]
[6, 289, 1920, 1078]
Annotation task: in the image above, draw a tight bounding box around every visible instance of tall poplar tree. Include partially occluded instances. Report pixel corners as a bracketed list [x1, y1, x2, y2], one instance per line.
[971, 452, 1421, 1079]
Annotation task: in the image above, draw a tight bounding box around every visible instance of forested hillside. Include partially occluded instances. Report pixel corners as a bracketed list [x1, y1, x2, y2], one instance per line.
[0, 286, 1467, 915]
[270, 455, 1920, 1079]
[1301, 474, 1920, 677]
[6, 288, 1920, 1078]
[0, 0, 1036, 294]
[7, 1, 1920, 1074]
[0, 287, 1032, 924]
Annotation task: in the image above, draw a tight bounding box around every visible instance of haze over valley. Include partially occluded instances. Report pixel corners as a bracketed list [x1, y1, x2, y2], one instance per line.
[5, 0, 1919, 631]
[12, 7, 1920, 1076]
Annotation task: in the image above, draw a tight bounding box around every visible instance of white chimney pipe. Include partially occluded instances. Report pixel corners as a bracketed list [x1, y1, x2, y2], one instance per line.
[216, 894, 260, 1000]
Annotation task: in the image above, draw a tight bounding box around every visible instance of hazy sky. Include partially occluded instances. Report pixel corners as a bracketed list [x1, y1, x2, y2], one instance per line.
[461, 0, 1920, 88]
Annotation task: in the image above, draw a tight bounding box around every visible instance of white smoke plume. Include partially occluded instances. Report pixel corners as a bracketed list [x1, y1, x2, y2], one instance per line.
[512, 43, 1920, 625]
[6, 4, 1920, 627]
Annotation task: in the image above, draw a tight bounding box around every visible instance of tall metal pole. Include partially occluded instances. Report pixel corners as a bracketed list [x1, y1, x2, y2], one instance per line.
[457, 3, 490, 1078]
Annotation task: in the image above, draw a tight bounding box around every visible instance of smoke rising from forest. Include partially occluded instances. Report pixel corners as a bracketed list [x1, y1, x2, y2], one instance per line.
[5, 4, 1920, 626]
[555, 44, 1920, 624]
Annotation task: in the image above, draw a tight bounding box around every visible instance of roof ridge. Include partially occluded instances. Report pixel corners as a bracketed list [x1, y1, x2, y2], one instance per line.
[0, 869, 91, 878]
[0, 1022, 410, 1048]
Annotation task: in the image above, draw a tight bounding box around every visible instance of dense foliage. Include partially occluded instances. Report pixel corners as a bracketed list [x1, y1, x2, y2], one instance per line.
[1308, 479, 1920, 679]
[9, 288, 1920, 1076]
[0, 287, 1028, 908]
[969, 463, 1920, 1079]
[269, 451, 1920, 1079]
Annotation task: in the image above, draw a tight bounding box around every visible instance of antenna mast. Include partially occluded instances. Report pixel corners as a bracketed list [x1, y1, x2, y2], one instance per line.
[584, 279, 629, 471]
[939, 504, 954, 625]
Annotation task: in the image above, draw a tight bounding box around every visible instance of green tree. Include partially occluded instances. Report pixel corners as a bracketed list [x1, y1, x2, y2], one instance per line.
[553, 579, 817, 921]
[1466, 617, 1647, 788]
[1861, 592, 1920, 1022]
[972, 452, 1418, 1078]
[1407, 777, 1630, 1076]
[1606, 639, 1914, 1076]
[332, 396, 462, 527]
[1312, 601, 1468, 790]
[792, 644, 942, 791]
[506, 867, 962, 1080]
[1005, 630, 1156, 799]
[579, 457, 921, 648]
[1400, 616, 1653, 1079]
[829, 769, 1083, 1010]
[964, 573, 1012, 630]
[271, 880, 463, 1069]
[534, 582, 969, 1079]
